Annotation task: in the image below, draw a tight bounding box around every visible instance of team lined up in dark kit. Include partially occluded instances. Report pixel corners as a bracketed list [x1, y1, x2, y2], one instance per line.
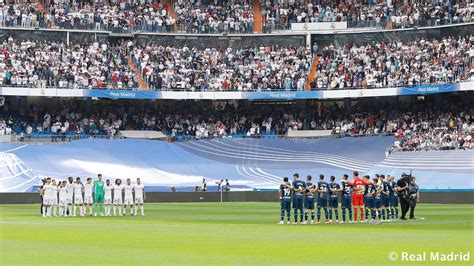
[278, 172, 419, 224]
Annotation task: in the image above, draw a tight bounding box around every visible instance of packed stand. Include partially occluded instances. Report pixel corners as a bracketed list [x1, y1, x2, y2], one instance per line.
[0, 1, 175, 33]
[392, 127, 472, 151]
[1, 95, 472, 151]
[1, 100, 320, 138]
[173, 0, 254, 33]
[0, 1, 46, 28]
[0, 37, 138, 89]
[131, 44, 312, 91]
[260, 0, 473, 32]
[0, 1, 471, 33]
[48, 1, 175, 33]
[0, 101, 123, 140]
[310, 36, 473, 90]
[391, 108, 473, 151]
[286, 96, 473, 152]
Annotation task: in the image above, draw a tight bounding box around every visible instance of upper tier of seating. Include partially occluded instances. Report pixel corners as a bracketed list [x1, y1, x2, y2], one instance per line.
[0, 36, 472, 91]
[0, 0, 472, 33]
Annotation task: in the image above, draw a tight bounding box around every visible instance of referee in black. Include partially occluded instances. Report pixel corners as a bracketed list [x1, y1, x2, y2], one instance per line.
[396, 173, 411, 220]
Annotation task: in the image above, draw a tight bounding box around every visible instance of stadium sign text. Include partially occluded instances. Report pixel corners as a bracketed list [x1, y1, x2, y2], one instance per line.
[242, 91, 322, 100]
[109, 91, 137, 98]
[86, 89, 161, 99]
[269, 92, 296, 98]
[398, 83, 460, 95]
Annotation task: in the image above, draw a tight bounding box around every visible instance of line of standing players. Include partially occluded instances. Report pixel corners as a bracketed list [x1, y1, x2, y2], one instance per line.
[40, 174, 146, 217]
[278, 172, 399, 224]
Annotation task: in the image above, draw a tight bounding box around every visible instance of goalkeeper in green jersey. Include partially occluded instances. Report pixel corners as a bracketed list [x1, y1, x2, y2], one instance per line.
[93, 174, 105, 216]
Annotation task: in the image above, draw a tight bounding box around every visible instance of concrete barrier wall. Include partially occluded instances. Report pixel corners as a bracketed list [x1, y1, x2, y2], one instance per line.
[0, 192, 473, 204]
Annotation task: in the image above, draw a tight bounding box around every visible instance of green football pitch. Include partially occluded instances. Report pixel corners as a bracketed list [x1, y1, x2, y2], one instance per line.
[1, 203, 473, 265]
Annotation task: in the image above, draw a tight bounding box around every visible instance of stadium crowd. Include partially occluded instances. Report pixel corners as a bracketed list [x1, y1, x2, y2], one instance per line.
[131, 44, 312, 91]
[0, 35, 472, 91]
[0, 1, 176, 33]
[173, 0, 254, 33]
[261, 0, 473, 32]
[0, 1, 44, 28]
[0, 37, 138, 89]
[0, 1, 471, 33]
[1, 95, 472, 151]
[392, 126, 473, 151]
[310, 35, 474, 89]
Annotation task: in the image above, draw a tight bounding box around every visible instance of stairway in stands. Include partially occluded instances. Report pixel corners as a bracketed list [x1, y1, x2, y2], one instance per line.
[37, 0, 48, 28]
[37, 0, 44, 11]
[164, 0, 178, 31]
[253, 0, 263, 33]
[305, 56, 319, 90]
[128, 58, 149, 91]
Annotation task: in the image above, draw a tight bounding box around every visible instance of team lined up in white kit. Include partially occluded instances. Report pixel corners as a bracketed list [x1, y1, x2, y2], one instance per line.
[40, 174, 146, 217]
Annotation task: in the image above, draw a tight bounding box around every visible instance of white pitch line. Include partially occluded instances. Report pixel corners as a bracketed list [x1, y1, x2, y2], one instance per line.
[0, 220, 185, 227]
[0, 144, 29, 153]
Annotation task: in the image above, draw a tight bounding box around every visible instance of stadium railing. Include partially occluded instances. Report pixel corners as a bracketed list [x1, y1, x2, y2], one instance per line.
[0, 17, 471, 34]
[5, 132, 121, 143]
[0, 84, 139, 91]
[167, 132, 396, 143]
[346, 17, 473, 29]
[1, 79, 472, 92]
[307, 77, 471, 91]
[267, 17, 474, 32]
[142, 79, 473, 92]
[2, 130, 395, 144]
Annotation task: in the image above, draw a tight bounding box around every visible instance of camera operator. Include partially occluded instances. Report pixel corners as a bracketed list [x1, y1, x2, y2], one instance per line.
[396, 173, 411, 220]
[408, 177, 420, 220]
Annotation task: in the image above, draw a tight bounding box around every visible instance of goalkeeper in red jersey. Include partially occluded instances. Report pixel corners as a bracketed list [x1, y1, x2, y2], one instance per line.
[347, 171, 372, 223]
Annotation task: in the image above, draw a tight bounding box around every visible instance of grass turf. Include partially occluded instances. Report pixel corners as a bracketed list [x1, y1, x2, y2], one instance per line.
[0, 203, 473, 265]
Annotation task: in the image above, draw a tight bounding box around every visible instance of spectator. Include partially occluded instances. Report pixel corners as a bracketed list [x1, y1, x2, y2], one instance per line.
[312, 42, 319, 57]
